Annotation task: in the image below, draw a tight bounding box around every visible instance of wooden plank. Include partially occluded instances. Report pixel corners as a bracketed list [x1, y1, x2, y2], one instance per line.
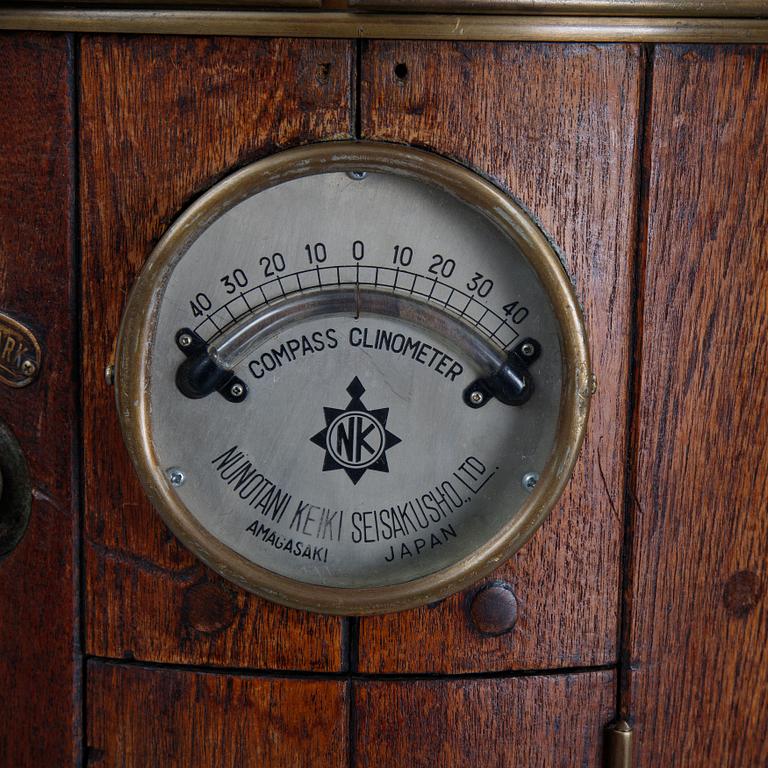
[87, 661, 348, 766]
[354, 671, 616, 767]
[0, 32, 78, 766]
[80, 35, 353, 670]
[358, 41, 642, 672]
[627, 45, 768, 765]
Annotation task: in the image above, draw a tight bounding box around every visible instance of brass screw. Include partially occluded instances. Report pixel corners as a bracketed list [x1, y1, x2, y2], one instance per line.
[168, 468, 186, 487]
[522, 472, 539, 491]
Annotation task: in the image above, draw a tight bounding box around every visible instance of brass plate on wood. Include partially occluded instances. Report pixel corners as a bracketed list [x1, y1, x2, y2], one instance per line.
[0, 311, 40, 388]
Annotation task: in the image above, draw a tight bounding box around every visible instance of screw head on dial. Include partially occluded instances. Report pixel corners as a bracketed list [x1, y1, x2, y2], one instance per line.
[168, 468, 186, 487]
[522, 472, 539, 491]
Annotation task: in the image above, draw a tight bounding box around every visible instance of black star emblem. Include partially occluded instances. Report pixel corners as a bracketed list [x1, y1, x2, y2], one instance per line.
[310, 376, 401, 485]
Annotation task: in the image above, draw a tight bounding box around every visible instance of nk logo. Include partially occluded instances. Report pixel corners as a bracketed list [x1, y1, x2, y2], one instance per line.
[310, 376, 401, 485]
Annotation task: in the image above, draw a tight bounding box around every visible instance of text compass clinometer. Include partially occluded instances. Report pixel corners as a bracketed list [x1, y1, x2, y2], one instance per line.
[115, 142, 591, 615]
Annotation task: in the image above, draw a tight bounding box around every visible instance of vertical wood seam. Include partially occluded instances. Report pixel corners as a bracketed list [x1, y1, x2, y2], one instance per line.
[354, 38, 363, 140]
[617, 41, 656, 726]
[73, 33, 86, 767]
[348, 679, 357, 768]
[57, 29, 86, 767]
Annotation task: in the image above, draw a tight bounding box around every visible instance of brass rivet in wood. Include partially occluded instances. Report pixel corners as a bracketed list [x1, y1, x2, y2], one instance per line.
[469, 581, 518, 636]
[182, 581, 238, 634]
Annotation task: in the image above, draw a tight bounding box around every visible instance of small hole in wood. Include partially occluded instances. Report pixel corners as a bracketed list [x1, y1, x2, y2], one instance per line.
[394, 62, 409, 81]
[316, 62, 332, 84]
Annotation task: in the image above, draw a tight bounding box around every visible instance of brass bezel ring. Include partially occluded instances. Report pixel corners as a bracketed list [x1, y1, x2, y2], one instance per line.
[115, 140, 591, 615]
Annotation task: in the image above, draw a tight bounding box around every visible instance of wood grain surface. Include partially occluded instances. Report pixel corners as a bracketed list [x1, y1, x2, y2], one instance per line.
[354, 671, 616, 767]
[0, 32, 78, 766]
[80, 35, 353, 670]
[626, 45, 768, 766]
[3, 29, 765, 767]
[358, 41, 642, 672]
[87, 661, 348, 767]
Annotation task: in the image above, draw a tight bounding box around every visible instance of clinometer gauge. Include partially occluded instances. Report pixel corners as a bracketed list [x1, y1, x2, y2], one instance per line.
[115, 142, 591, 614]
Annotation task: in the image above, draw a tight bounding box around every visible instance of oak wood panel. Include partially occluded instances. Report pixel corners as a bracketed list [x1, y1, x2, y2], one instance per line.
[0, 32, 78, 766]
[358, 41, 641, 672]
[627, 45, 768, 766]
[87, 661, 348, 767]
[81, 35, 353, 670]
[354, 671, 615, 767]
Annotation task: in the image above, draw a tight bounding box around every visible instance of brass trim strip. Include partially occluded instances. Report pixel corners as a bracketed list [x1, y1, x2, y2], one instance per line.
[1, 9, 767, 41]
[350, 0, 768, 18]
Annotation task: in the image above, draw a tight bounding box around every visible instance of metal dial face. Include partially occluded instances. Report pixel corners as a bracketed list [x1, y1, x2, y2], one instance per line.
[116, 143, 590, 614]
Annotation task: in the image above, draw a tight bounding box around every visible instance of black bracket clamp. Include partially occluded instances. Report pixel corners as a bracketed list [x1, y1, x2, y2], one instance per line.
[463, 337, 541, 409]
[174, 328, 248, 404]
